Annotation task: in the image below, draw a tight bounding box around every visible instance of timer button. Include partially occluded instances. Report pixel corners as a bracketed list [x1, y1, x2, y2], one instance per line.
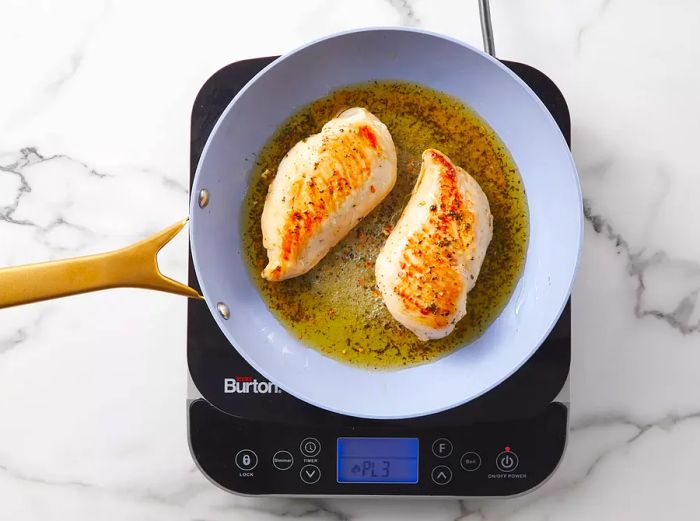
[234, 449, 258, 471]
[431, 465, 452, 485]
[431, 438, 453, 458]
[496, 450, 519, 473]
[300, 437, 321, 457]
[460, 452, 482, 472]
[300, 464, 321, 484]
[272, 450, 294, 471]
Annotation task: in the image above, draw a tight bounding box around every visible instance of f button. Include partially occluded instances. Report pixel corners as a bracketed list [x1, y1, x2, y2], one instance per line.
[432, 438, 453, 458]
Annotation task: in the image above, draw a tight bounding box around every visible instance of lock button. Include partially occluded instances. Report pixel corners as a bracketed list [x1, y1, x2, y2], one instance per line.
[235, 449, 258, 471]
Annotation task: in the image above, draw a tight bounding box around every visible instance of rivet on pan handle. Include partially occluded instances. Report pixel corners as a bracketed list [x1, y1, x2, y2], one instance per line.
[478, 0, 496, 57]
[0, 219, 202, 309]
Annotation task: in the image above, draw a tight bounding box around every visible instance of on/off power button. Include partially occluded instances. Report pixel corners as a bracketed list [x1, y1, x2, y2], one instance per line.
[495, 449, 519, 473]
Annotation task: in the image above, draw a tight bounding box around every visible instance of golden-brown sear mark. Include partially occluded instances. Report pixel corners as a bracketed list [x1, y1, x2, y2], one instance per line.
[392, 150, 477, 327]
[269, 125, 381, 280]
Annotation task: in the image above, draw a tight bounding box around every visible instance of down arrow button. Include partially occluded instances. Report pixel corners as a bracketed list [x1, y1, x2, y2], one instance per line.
[300, 464, 321, 484]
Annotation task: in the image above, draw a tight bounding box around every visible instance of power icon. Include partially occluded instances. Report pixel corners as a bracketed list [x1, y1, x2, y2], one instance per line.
[495, 450, 519, 473]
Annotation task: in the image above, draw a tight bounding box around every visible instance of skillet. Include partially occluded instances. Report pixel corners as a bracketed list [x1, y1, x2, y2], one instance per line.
[0, 27, 582, 419]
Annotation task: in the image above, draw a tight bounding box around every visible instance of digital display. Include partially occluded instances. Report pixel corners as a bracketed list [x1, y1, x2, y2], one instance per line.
[337, 438, 419, 484]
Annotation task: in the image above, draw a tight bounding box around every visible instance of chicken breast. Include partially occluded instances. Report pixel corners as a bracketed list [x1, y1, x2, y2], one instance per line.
[375, 149, 493, 340]
[261, 107, 397, 281]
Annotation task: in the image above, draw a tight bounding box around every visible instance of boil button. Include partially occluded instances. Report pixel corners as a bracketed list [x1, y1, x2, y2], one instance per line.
[460, 452, 482, 472]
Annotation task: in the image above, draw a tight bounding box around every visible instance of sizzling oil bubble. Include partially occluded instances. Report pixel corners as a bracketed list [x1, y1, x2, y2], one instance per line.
[241, 81, 529, 369]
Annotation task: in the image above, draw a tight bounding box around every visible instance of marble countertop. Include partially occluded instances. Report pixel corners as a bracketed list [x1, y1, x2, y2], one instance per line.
[2, 0, 699, 519]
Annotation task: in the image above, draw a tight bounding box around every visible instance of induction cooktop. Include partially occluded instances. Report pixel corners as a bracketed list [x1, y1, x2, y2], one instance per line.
[187, 56, 571, 498]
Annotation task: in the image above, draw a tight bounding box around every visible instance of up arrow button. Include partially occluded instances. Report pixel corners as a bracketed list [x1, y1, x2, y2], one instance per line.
[431, 465, 452, 485]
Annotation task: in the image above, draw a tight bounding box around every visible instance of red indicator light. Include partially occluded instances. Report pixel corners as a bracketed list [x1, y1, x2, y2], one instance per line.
[505, 446, 511, 452]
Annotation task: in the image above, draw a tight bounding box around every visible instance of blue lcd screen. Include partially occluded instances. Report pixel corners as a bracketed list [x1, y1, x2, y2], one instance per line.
[337, 438, 419, 484]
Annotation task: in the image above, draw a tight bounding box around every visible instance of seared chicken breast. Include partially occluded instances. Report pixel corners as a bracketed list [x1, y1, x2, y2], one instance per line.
[261, 107, 397, 281]
[375, 149, 493, 340]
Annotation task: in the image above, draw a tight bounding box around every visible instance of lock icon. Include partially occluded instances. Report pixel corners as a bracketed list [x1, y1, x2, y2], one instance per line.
[235, 449, 258, 471]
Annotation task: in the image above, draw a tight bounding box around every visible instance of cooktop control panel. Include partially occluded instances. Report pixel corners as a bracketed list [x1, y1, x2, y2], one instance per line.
[188, 400, 566, 497]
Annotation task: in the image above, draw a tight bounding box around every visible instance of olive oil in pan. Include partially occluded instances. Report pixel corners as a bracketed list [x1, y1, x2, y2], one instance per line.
[242, 81, 529, 369]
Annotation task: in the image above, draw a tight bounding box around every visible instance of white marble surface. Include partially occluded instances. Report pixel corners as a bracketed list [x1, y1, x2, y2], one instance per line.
[1, 0, 699, 518]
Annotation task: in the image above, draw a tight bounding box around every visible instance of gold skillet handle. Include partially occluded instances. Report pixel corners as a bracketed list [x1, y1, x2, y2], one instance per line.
[0, 219, 202, 309]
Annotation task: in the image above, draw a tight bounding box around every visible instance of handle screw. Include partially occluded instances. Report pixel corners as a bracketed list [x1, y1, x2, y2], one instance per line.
[198, 189, 210, 208]
[217, 302, 230, 319]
